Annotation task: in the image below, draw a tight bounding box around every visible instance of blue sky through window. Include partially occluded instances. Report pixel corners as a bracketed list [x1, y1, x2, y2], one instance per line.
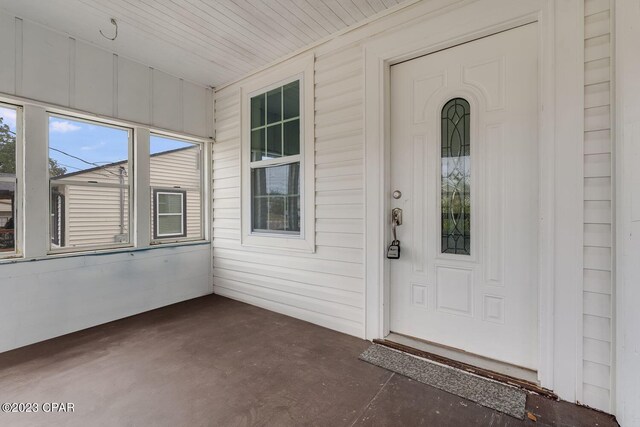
[47, 117, 191, 176]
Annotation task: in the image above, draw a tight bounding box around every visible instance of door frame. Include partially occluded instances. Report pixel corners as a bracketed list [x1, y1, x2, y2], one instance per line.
[362, 0, 585, 400]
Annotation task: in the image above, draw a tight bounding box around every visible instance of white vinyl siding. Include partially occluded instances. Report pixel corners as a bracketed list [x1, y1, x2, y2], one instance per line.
[213, 44, 364, 337]
[150, 146, 203, 240]
[58, 148, 202, 247]
[582, 0, 613, 412]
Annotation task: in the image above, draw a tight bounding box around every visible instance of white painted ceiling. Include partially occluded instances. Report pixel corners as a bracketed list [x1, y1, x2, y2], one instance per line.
[0, 0, 411, 87]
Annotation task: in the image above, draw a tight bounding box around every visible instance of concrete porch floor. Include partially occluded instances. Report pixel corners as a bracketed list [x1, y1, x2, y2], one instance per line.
[0, 295, 618, 426]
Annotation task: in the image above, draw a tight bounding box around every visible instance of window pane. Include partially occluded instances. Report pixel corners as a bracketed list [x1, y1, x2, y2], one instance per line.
[150, 135, 202, 240]
[266, 87, 282, 124]
[441, 98, 471, 255]
[0, 106, 17, 254]
[283, 119, 300, 156]
[251, 94, 265, 129]
[48, 116, 130, 183]
[0, 106, 17, 175]
[251, 128, 265, 161]
[158, 215, 183, 236]
[158, 193, 183, 214]
[50, 184, 129, 248]
[266, 124, 282, 158]
[251, 163, 300, 233]
[283, 80, 299, 120]
[0, 180, 15, 253]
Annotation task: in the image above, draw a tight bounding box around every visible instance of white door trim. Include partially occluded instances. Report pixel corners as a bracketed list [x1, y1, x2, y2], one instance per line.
[362, 0, 584, 400]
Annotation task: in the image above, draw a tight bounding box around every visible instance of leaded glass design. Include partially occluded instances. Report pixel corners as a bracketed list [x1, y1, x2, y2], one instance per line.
[441, 98, 471, 255]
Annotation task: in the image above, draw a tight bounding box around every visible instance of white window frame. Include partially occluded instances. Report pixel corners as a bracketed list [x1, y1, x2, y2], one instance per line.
[240, 53, 315, 252]
[154, 190, 186, 239]
[47, 113, 134, 254]
[0, 103, 23, 259]
[149, 132, 206, 245]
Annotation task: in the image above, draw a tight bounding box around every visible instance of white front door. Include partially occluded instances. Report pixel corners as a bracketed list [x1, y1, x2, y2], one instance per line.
[389, 24, 539, 370]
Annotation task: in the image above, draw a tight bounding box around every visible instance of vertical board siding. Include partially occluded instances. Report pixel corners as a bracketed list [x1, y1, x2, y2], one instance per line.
[582, 1, 613, 412]
[212, 45, 365, 338]
[0, 9, 211, 138]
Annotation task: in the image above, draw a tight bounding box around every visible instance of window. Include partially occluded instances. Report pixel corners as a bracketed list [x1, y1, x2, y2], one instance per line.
[153, 190, 186, 238]
[0, 104, 19, 256]
[249, 80, 301, 234]
[441, 98, 471, 255]
[150, 134, 203, 242]
[48, 115, 132, 251]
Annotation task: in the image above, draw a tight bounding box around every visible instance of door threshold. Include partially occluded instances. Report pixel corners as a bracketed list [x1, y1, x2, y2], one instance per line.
[376, 334, 557, 399]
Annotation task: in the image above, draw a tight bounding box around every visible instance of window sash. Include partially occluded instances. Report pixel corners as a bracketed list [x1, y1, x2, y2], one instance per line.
[153, 190, 187, 239]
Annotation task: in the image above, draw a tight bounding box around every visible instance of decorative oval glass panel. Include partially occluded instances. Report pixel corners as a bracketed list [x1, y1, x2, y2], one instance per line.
[441, 98, 471, 255]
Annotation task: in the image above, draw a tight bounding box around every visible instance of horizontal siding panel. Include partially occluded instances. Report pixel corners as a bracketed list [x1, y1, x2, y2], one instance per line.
[315, 133, 362, 151]
[316, 189, 364, 205]
[212, 176, 240, 190]
[316, 159, 363, 178]
[315, 45, 362, 72]
[212, 247, 363, 278]
[582, 384, 610, 413]
[584, 177, 611, 201]
[584, 106, 610, 131]
[315, 75, 362, 101]
[213, 257, 362, 293]
[213, 198, 240, 209]
[584, 246, 611, 271]
[584, 130, 611, 155]
[584, 336, 612, 365]
[212, 286, 362, 338]
[584, 34, 610, 62]
[584, 10, 610, 39]
[584, 315, 611, 342]
[316, 175, 363, 192]
[584, 82, 609, 108]
[315, 57, 361, 85]
[212, 228, 240, 240]
[212, 268, 362, 308]
[584, 223, 611, 247]
[584, 269, 612, 294]
[212, 156, 239, 170]
[213, 238, 362, 265]
[583, 360, 611, 389]
[584, 291, 612, 318]
[316, 147, 363, 164]
[315, 88, 361, 113]
[584, 58, 610, 85]
[213, 209, 240, 219]
[584, 153, 611, 178]
[212, 278, 362, 323]
[316, 232, 363, 249]
[584, 0, 609, 17]
[213, 166, 239, 180]
[212, 218, 240, 230]
[212, 187, 240, 200]
[584, 200, 611, 223]
[316, 204, 363, 219]
[316, 218, 363, 233]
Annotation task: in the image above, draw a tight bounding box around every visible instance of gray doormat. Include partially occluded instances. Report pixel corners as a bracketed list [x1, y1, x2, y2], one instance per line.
[359, 344, 527, 419]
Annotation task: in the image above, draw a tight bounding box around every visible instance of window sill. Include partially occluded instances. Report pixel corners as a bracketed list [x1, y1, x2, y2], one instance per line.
[0, 240, 210, 265]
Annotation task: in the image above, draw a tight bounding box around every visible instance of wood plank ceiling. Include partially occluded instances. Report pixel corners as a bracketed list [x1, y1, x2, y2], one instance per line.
[0, 0, 411, 87]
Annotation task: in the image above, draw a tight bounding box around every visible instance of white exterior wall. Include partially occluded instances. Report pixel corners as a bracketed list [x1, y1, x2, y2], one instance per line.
[615, 0, 640, 425]
[0, 11, 213, 353]
[213, 0, 619, 416]
[582, 0, 614, 412]
[0, 9, 213, 138]
[212, 44, 365, 337]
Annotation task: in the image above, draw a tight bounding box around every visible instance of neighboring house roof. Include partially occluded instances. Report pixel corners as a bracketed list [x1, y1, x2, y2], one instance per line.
[52, 145, 196, 180]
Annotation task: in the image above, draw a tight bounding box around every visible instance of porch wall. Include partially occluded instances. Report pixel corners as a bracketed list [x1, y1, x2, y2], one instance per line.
[582, 0, 614, 412]
[212, 45, 366, 337]
[212, 0, 616, 414]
